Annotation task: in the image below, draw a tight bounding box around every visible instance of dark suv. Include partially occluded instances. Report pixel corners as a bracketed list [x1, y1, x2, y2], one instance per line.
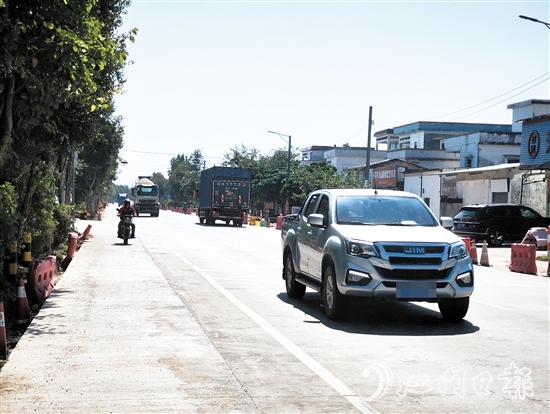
[452, 204, 550, 247]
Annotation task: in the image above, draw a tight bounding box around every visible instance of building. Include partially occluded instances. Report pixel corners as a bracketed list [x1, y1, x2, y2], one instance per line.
[299, 145, 386, 174]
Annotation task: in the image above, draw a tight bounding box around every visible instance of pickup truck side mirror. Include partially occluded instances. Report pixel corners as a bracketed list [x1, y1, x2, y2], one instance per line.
[307, 213, 325, 228]
[440, 216, 454, 229]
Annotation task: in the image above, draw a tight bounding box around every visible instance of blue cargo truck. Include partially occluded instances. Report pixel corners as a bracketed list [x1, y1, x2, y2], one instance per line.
[198, 167, 251, 226]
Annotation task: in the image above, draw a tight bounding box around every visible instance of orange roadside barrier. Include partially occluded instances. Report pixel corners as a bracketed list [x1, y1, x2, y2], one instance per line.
[79, 224, 92, 241]
[469, 240, 478, 265]
[480, 240, 490, 267]
[61, 232, 78, 268]
[461, 237, 471, 253]
[509, 243, 537, 275]
[27, 256, 56, 304]
[0, 302, 8, 359]
[14, 278, 31, 324]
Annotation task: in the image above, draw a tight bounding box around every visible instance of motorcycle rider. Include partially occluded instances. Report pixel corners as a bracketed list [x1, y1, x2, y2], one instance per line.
[117, 199, 136, 238]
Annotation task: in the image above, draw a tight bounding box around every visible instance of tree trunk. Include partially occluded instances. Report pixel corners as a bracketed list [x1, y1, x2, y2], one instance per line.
[0, 75, 15, 168]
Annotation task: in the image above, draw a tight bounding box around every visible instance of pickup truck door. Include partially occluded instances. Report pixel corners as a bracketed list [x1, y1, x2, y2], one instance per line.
[297, 193, 320, 275]
[307, 194, 329, 280]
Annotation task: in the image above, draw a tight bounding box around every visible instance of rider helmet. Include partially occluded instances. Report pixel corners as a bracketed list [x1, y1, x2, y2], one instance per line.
[124, 198, 131, 207]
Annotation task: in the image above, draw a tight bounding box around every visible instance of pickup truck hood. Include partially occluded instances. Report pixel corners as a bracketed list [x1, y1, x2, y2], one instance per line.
[339, 224, 459, 244]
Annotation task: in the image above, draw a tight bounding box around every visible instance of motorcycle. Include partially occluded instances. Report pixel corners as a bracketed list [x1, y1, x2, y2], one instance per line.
[117, 208, 134, 245]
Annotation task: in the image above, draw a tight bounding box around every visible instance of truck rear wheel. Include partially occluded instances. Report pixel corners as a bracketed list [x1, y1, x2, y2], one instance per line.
[323, 265, 346, 320]
[199, 217, 204, 224]
[438, 297, 469, 321]
[284, 255, 306, 299]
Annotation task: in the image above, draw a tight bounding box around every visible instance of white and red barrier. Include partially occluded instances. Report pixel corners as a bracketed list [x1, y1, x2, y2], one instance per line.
[509, 243, 537, 275]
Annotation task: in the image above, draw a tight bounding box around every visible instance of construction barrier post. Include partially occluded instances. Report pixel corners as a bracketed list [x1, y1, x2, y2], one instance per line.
[61, 233, 78, 268]
[8, 241, 17, 283]
[79, 224, 92, 241]
[22, 232, 32, 268]
[0, 302, 8, 359]
[14, 278, 31, 324]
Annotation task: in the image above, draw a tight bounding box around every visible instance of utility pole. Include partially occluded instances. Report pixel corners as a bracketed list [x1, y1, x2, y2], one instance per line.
[268, 131, 292, 214]
[364, 106, 373, 188]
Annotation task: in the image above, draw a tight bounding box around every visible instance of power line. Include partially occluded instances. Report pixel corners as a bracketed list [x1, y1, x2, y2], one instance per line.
[449, 76, 549, 121]
[373, 71, 550, 127]
[431, 72, 550, 120]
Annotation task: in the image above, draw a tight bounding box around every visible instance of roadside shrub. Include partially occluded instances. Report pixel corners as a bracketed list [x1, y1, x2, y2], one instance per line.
[53, 204, 76, 246]
[0, 182, 20, 259]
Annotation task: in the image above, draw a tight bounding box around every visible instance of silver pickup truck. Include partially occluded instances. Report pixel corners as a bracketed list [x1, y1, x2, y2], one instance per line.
[281, 188, 474, 321]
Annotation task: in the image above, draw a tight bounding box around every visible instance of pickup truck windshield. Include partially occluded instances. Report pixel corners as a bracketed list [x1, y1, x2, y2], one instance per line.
[336, 195, 437, 226]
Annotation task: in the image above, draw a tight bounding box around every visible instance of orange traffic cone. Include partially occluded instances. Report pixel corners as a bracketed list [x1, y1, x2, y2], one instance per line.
[469, 240, 478, 265]
[0, 302, 8, 359]
[480, 240, 490, 267]
[14, 278, 31, 324]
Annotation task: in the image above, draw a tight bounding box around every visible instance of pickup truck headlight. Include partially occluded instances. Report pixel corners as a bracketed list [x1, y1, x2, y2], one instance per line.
[346, 239, 379, 258]
[449, 241, 468, 260]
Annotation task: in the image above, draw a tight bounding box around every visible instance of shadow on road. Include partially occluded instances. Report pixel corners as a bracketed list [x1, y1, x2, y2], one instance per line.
[277, 292, 480, 336]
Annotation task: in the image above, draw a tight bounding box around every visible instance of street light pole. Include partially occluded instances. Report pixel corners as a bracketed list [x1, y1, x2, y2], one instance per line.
[519, 15, 550, 29]
[268, 130, 292, 214]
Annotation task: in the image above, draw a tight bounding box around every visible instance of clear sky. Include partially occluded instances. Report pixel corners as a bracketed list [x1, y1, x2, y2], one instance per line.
[113, 0, 549, 187]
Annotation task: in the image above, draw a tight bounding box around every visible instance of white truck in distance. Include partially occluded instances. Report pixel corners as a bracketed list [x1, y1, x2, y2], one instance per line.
[132, 176, 161, 217]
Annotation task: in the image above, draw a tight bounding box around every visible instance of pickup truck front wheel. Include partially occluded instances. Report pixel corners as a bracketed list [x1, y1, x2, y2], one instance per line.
[323, 265, 346, 320]
[284, 255, 306, 299]
[438, 297, 469, 321]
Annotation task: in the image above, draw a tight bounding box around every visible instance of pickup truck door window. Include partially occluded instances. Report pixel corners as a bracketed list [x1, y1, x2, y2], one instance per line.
[308, 194, 329, 280]
[297, 194, 320, 275]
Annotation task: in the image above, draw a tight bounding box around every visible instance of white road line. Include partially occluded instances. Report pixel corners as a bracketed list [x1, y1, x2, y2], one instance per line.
[471, 299, 510, 310]
[166, 244, 380, 414]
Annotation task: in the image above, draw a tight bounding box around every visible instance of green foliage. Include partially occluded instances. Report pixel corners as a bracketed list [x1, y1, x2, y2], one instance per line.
[52, 203, 76, 246]
[0, 1, 133, 268]
[167, 150, 203, 205]
[286, 162, 363, 206]
[150, 172, 168, 203]
[0, 182, 20, 254]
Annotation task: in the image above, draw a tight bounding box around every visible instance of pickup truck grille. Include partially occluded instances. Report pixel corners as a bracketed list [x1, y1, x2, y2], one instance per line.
[383, 245, 445, 254]
[389, 257, 442, 265]
[373, 266, 452, 280]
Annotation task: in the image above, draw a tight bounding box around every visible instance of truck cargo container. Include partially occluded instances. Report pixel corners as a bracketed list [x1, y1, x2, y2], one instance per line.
[198, 167, 251, 226]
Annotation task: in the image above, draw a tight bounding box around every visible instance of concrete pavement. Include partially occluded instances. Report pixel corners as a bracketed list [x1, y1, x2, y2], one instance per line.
[1, 207, 548, 413]
[472, 242, 549, 276]
[0, 207, 260, 413]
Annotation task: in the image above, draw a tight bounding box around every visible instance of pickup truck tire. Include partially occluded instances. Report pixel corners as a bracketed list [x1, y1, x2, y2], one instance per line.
[323, 264, 346, 320]
[438, 297, 469, 321]
[284, 255, 306, 299]
[199, 217, 204, 224]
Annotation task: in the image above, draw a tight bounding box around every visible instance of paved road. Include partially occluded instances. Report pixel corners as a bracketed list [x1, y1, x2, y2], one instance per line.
[1, 205, 548, 413]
